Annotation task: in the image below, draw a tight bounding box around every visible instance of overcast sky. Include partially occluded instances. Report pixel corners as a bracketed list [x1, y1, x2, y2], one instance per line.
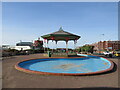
[2, 2, 118, 48]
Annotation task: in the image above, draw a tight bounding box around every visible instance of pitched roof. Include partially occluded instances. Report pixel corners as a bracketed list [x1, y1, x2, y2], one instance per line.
[51, 28, 77, 35]
[16, 42, 33, 46]
[17, 42, 33, 44]
[41, 27, 81, 41]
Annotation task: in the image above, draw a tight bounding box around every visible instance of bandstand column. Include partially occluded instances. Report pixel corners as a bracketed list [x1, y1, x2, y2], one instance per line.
[74, 40, 77, 49]
[52, 40, 54, 52]
[51, 37, 54, 52]
[47, 40, 49, 51]
[55, 40, 58, 50]
[66, 40, 68, 53]
[74, 40, 77, 53]
[44, 39, 46, 53]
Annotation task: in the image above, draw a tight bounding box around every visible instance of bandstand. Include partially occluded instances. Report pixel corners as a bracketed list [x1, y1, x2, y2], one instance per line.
[41, 27, 81, 54]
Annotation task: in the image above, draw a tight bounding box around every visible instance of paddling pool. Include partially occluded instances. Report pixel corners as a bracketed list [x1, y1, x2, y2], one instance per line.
[15, 54, 114, 75]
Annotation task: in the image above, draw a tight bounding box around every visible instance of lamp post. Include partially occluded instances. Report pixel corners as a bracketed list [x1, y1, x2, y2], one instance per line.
[101, 34, 105, 41]
[99, 34, 105, 54]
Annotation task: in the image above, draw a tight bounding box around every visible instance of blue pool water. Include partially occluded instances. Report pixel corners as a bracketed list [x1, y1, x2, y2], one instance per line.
[18, 55, 112, 74]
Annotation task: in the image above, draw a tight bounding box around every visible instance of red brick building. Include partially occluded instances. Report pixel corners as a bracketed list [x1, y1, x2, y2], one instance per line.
[90, 40, 120, 53]
[33, 38, 43, 50]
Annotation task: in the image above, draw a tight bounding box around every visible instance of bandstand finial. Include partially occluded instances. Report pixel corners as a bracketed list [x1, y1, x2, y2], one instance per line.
[59, 26, 63, 31]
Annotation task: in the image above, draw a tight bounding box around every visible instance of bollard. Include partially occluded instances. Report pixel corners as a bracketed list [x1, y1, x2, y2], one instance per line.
[48, 51, 51, 57]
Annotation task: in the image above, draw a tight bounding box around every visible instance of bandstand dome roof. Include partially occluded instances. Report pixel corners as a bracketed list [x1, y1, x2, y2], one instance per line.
[41, 27, 81, 41]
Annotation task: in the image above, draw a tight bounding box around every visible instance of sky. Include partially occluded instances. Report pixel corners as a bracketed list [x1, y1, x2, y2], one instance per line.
[2, 2, 118, 49]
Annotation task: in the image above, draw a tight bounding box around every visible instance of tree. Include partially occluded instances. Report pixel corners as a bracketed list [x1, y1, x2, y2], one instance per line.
[78, 45, 94, 53]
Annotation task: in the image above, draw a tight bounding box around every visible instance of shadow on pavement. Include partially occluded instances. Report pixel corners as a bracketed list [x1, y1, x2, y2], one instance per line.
[2, 87, 120, 90]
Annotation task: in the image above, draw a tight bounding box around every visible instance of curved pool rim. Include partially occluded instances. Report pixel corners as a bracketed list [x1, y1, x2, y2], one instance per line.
[15, 55, 114, 76]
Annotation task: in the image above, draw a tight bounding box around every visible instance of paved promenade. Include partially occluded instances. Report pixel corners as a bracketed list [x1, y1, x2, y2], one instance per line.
[2, 54, 119, 88]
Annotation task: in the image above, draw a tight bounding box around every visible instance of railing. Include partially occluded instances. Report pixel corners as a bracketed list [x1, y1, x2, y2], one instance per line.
[51, 52, 77, 57]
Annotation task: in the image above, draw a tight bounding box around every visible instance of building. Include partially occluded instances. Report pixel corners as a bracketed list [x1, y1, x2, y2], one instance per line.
[14, 46, 32, 51]
[33, 38, 43, 50]
[2, 45, 10, 50]
[90, 40, 120, 53]
[13, 38, 43, 51]
[16, 42, 33, 47]
[15, 42, 33, 51]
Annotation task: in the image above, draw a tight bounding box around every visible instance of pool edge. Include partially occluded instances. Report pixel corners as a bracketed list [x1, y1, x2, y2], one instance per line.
[14, 56, 114, 76]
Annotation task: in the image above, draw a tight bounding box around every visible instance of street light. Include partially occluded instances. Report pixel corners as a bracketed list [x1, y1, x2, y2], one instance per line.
[98, 34, 105, 54]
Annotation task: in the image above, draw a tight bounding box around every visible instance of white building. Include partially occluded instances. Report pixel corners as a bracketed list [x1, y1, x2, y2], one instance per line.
[14, 42, 33, 51]
[2, 45, 10, 50]
[14, 46, 32, 51]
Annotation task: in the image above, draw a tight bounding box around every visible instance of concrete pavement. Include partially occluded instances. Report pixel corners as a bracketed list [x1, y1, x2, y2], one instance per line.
[2, 54, 119, 88]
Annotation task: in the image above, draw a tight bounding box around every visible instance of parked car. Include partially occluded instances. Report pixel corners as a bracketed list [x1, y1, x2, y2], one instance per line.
[103, 51, 113, 57]
[103, 51, 112, 55]
[114, 51, 120, 56]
